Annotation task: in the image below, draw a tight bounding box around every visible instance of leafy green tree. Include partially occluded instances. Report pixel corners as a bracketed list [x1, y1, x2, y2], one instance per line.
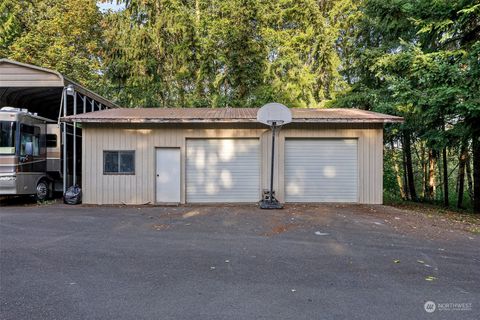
[259, 0, 350, 108]
[101, 0, 352, 108]
[2, 0, 103, 89]
[333, 0, 480, 212]
[0, 0, 22, 57]
[101, 0, 198, 107]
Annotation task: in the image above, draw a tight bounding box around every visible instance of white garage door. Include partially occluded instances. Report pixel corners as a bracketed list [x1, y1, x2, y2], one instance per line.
[285, 139, 358, 202]
[186, 139, 260, 203]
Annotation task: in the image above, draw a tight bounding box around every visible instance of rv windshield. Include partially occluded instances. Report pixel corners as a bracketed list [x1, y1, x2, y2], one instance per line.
[0, 121, 16, 155]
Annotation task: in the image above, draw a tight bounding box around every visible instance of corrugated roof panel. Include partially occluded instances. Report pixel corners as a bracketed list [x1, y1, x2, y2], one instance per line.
[62, 107, 403, 123]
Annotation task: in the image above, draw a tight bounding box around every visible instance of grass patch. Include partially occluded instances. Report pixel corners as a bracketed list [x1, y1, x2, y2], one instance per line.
[37, 199, 57, 206]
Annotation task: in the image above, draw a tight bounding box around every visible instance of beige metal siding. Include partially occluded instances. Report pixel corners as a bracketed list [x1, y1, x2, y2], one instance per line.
[82, 123, 383, 205]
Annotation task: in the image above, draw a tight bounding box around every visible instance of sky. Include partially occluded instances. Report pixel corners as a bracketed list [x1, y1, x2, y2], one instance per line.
[97, 2, 125, 13]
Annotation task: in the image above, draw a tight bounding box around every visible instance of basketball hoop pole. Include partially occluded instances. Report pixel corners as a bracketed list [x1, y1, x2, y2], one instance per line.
[269, 122, 276, 203]
[257, 103, 291, 209]
[260, 121, 283, 209]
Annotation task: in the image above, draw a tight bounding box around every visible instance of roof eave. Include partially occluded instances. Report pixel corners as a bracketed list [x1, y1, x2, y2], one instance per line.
[61, 118, 404, 124]
[63, 78, 120, 109]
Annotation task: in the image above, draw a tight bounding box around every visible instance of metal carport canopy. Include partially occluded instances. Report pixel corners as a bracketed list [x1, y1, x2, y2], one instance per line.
[0, 59, 119, 194]
[0, 59, 119, 119]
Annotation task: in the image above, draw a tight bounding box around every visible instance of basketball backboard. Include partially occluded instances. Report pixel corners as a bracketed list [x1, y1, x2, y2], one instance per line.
[257, 103, 292, 126]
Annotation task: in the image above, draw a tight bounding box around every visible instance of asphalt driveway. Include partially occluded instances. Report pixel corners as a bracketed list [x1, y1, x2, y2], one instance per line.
[0, 203, 479, 320]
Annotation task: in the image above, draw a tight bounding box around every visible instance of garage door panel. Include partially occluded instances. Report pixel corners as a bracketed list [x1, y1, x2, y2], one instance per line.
[285, 139, 358, 202]
[186, 139, 260, 203]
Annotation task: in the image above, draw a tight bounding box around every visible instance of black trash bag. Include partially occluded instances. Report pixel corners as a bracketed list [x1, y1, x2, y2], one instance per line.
[64, 185, 82, 205]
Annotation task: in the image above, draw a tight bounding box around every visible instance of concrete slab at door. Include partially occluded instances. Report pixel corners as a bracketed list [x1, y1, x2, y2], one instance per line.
[156, 148, 181, 203]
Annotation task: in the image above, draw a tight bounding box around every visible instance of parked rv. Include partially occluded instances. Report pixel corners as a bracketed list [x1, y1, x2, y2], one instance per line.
[0, 107, 63, 200]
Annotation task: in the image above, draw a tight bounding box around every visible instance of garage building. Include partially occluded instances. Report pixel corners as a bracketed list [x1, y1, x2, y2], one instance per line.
[63, 108, 402, 205]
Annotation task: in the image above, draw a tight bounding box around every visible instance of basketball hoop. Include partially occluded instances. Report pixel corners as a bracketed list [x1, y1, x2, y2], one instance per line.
[257, 103, 292, 126]
[257, 103, 292, 209]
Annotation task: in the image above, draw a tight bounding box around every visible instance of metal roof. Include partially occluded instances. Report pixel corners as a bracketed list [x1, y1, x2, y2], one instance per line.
[62, 107, 403, 124]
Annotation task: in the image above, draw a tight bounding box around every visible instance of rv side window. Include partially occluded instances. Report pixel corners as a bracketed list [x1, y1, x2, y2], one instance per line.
[0, 121, 16, 155]
[20, 124, 40, 156]
[46, 134, 57, 148]
[103, 151, 135, 175]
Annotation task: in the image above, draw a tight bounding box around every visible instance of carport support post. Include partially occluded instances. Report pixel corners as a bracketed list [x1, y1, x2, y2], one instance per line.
[73, 92, 77, 186]
[62, 90, 67, 194]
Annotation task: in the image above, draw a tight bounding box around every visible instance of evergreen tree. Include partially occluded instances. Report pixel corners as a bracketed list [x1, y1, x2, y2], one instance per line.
[334, 0, 479, 211]
[101, 0, 351, 108]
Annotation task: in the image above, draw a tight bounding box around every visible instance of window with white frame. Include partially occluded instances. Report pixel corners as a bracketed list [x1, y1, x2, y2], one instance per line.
[103, 151, 135, 175]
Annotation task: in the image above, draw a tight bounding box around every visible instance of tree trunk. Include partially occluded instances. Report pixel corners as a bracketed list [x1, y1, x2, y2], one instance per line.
[473, 132, 480, 213]
[466, 150, 473, 200]
[420, 142, 427, 199]
[457, 144, 468, 209]
[391, 140, 406, 199]
[194, 0, 204, 100]
[403, 130, 417, 201]
[402, 142, 409, 200]
[443, 147, 449, 207]
[437, 153, 444, 200]
[195, 0, 200, 26]
[427, 149, 437, 201]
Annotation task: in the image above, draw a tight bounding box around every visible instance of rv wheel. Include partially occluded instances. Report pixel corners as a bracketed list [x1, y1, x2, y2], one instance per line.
[36, 180, 50, 201]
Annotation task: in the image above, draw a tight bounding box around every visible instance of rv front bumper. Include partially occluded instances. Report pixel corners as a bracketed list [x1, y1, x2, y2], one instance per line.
[0, 174, 17, 195]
